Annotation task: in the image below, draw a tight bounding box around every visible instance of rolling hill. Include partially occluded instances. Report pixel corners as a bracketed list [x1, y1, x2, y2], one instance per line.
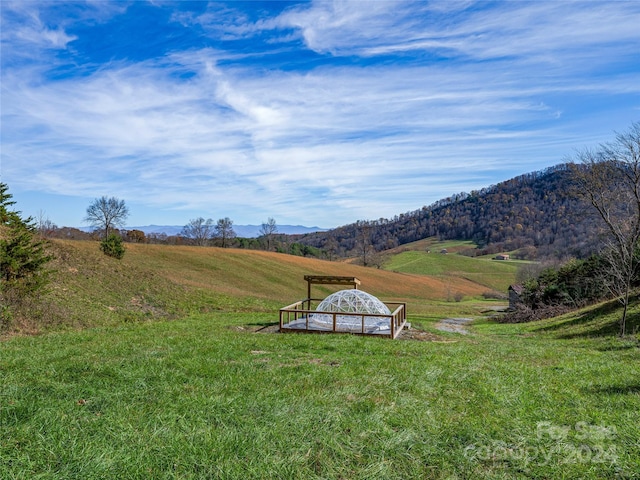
[299, 163, 601, 261]
[2, 244, 638, 478]
[5, 238, 514, 336]
[382, 239, 522, 293]
[3, 217, 639, 480]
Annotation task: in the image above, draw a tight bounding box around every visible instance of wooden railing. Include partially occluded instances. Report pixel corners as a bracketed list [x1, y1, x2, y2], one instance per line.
[279, 299, 407, 339]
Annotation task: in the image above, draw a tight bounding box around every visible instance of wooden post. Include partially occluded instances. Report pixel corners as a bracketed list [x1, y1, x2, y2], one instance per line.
[390, 314, 394, 339]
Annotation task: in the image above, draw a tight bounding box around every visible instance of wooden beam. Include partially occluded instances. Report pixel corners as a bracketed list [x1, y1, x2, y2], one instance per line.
[303, 275, 361, 286]
[304, 275, 361, 300]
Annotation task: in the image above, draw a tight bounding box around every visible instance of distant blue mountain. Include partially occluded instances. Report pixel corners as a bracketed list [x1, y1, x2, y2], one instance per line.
[108, 224, 327, 238]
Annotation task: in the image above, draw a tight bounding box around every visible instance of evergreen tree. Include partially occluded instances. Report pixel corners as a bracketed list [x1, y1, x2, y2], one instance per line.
[0, 183, 53, 297]
[100, 233, 126, 259]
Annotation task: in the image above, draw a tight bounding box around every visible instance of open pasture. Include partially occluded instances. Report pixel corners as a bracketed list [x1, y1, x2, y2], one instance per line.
[1, 240, 638, 479]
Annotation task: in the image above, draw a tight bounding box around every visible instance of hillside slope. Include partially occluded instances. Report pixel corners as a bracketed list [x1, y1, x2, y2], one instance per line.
[384, 248, 520, 293]
[5, 239, 503, 336]
[299, 164, 600, 260]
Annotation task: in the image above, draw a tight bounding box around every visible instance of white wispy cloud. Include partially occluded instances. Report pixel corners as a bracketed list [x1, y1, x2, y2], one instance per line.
[278, 0, 640, 63]
[1, 1, 639, 227]
[1, 4, 75, 50]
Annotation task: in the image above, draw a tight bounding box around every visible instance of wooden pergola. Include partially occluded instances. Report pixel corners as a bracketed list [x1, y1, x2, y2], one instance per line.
[279, 275, 407, 339]
[303, 275, 360, 303]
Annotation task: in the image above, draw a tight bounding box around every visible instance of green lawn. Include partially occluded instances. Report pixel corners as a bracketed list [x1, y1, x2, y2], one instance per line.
[2, 240, 638, 478]
[384, 250, 520, 292]
[2, 307, 638, 479]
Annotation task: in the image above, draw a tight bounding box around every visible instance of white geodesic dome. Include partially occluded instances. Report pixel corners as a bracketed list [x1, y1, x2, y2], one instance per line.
[310, 289, 392, 332]
[317, 289, 391, 315]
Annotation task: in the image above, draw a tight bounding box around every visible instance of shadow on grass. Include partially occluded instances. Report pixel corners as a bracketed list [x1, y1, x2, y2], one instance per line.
[594, 341, 640, 352]
[533, 300, 640, 339]
[246, 321, 279, 327]
[586, 383, 640, 395]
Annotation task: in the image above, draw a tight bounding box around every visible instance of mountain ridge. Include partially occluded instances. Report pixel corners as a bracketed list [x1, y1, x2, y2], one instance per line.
[297, 163, 601, 260]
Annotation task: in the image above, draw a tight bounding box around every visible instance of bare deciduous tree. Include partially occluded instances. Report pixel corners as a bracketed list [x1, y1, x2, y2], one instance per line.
[214, 217, 236, 248]
[84, 196, 129, 239]
[182, 217, 214, 246]
[325, 234, 338, 261]
[36, 210, 57, 238]
[259, 217, 278, 251]
[569, 122, 640, 335]
[357, 220, 374, 266]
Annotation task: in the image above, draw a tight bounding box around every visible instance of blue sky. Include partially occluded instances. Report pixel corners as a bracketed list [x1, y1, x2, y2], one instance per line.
[1, 1, 639, 229]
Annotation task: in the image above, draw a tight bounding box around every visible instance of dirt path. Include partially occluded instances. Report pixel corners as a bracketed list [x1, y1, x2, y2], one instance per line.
[435, 317, 473, 334]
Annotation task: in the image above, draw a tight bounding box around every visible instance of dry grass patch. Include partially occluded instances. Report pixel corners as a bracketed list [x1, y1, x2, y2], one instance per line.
[3, 239, 503, 336]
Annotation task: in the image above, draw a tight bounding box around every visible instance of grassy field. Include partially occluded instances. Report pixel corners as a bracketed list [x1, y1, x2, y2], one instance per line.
[2, 239, 504, 336]
[383, 240, 522, 293]
[2, 239, 639, 479]
[2, 304, 639, 479]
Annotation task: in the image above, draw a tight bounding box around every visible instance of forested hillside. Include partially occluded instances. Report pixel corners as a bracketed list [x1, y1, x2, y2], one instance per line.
[299, 164, 599, 261]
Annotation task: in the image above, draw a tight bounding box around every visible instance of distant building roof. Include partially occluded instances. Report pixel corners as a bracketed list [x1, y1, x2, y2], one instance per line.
[509, 284, 524, 295]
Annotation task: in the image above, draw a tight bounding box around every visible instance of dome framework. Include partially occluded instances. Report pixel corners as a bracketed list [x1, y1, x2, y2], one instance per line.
[279, 275, 407, 338]
[311, 289, 392, 332]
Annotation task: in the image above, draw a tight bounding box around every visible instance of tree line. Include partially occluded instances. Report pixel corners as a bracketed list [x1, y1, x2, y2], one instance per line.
[2, 122, 639, 334]
[40, 209, 321, 258]
[503, 122, 640, 335]
[298, 163, 600, 262]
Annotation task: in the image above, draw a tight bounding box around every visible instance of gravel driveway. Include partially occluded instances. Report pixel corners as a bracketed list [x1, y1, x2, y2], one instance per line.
[435, 317, 473, 334]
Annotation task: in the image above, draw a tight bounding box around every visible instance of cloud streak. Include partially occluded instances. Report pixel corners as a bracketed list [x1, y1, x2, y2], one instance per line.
[1, 0, 639, 228]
